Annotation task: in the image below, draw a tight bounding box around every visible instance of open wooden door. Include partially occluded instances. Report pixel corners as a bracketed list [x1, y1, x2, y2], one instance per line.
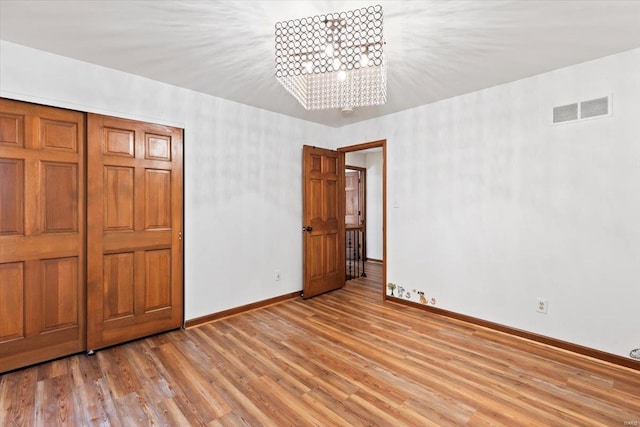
[87, 114, 183, 350]
[302, 145, 345, 298]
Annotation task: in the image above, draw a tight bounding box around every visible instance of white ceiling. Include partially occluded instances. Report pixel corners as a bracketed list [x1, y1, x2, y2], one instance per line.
[1, 1, 639, 127]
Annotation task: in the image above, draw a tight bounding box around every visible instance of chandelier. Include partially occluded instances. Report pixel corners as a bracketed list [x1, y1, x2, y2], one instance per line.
[275, 5, 386, 111]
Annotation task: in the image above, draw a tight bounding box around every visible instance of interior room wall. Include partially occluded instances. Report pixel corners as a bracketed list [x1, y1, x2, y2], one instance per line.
[364, 151, 383, 260]
[337, 48, 640, 358]
[0, 41, 333, 321]
[345, 151, 366, 167]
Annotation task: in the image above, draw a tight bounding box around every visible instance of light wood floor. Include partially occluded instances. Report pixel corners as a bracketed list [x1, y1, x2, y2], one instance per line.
[1, 262, 638, 426]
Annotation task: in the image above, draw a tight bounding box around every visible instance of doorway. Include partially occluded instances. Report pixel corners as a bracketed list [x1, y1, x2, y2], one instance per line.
[338, 140, 386, 299]
[345, 165, 366, 280]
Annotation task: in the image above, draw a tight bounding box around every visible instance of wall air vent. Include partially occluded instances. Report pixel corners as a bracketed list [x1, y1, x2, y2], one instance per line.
[630, 348, 640, 360]
[580, 96, 609, 119]
[553, 103, 579, 124]
[552, 95, 611, 125]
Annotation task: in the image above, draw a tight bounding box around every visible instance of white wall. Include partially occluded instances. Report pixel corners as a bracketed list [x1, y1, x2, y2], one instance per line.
[0, 41, 333, 321]
[345, 151, 366, 167]
[337, 48, 640, 358]
[365, 151, 383, 260]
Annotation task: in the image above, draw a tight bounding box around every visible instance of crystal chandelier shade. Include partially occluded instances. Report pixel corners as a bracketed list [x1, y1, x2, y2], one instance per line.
[275, 5, 386, 110]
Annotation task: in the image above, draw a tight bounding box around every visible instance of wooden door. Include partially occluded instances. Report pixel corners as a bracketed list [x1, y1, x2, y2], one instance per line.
[87, 114, 183, 350]
[0, 99, 85, 372]
[302, 145, 345, 298]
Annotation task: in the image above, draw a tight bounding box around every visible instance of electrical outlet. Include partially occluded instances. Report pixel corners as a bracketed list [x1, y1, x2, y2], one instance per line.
[275, 270, 281, 281]
[537, 298, 548, 314]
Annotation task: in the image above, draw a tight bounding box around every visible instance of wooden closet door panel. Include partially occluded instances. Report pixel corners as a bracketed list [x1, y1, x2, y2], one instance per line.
[0, 98, 85, 373]
[87, 114, 183, 350]
[0, 262, 24, 343]
[0, 158, 24, 235]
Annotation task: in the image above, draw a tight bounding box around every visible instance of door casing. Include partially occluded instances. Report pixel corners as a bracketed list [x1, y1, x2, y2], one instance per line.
[338, 140, 387, 300]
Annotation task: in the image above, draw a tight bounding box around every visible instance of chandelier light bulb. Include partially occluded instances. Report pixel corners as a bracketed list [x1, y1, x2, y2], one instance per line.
[332, 58, 341, 70]
[304, 61, 313, 73]
[337, 70, 347, 81]
[325, 44, 334, 56]
[360, 54, 369, 67]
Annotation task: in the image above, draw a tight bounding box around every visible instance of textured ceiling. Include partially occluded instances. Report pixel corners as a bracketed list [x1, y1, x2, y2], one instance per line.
[1, 0, 640, 127]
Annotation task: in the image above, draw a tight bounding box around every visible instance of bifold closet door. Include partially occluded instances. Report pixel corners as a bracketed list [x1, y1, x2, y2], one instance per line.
[87, 114, 183, 350]
[0, 99, 85, 372]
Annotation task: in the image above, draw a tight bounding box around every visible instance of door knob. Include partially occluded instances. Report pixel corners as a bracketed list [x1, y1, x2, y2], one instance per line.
[303, 226, 313, 232]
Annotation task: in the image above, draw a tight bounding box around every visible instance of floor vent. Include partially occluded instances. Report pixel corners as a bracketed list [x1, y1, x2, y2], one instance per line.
[553, 95, 611, 125]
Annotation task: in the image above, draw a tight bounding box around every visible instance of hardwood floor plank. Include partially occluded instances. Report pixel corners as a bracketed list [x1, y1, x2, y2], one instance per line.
[34, 374, 75, 426]
[205, 366, 277, 427]
[223, 329, 312, 397]
[96, 347, 142, 399]
[207, 411, 253, 427]
[190, 326, 260, 386]
[351, 390, 443, 427]
[156, 397, 197, 427]
[69, 381, 108, 427]
[152, 342, 232, 422]
[401, 397, 474, 426]
[121, 343, 174, 405]
[300, 387, 363, 426]
[254, 374, 331, 426]
[0, 367, 37, 427]
[113, 391, 153, 426]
